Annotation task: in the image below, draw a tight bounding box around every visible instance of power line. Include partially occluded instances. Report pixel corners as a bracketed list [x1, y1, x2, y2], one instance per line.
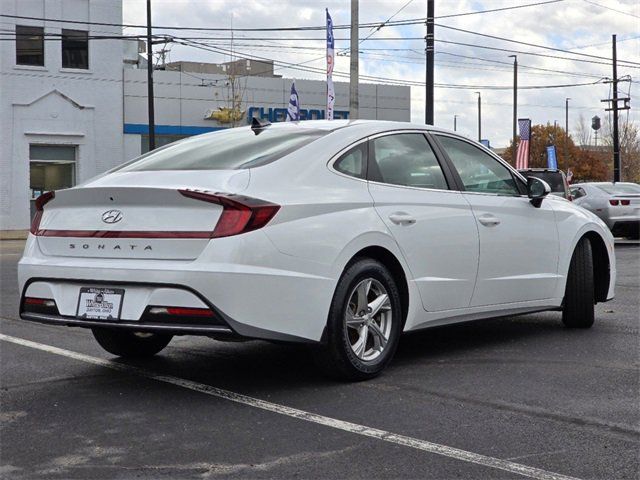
[582, 0, 640, 19]
[435, 23, 640, 66]
[176, 37, 607, 90]
[437, 0, 564, 18]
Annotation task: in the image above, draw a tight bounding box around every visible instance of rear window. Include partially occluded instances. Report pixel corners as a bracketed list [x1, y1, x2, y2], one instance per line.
[117, 127, 327, 171]
[520, 171, 566, 193]
[595, 183, 640, 195]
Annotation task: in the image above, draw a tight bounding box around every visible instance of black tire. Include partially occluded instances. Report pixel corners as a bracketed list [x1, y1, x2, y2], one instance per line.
[92, 328, 172, 358]
[315, 258, 403, 381]
[562, 238, 595, 328]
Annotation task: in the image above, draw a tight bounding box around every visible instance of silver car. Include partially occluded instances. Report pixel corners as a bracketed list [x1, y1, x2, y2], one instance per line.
[570, 182, 640, 239]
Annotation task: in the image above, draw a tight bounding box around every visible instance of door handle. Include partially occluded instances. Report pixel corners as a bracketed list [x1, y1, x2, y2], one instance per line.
[389, 213, 416, 225]
[478, 214, 501, 227]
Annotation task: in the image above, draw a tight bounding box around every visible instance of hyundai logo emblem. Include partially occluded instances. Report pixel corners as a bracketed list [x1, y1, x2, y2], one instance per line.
[102, 209, 123, 224]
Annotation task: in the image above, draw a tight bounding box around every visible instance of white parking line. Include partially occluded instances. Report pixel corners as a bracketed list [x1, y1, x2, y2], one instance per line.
[0, 333, 582, 480]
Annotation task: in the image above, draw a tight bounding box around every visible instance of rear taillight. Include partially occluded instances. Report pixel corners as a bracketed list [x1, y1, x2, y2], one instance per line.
[23, 297, 59, 315]
[179, 189, 280, 238]
[609, 199, 620, 206]
[148, 307, 214, 317]
[30, 191, 55, 234]
[621, 200, 630, 206]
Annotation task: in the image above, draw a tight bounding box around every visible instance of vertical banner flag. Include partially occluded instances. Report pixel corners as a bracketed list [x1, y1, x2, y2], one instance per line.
[326, 8, 335, 120]
[566, 168, 574, 184]
[546, 145, 558, 169]
[286, 81, 300, 122]
[515, 118, 531, 170]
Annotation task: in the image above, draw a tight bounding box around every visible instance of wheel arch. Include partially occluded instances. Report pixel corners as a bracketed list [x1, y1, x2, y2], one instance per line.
[581, 231, 611, 303]
[345, 246, 410, 327]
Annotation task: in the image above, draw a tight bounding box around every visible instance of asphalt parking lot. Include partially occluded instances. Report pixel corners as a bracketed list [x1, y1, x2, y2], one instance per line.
[1, 240, 638, 480]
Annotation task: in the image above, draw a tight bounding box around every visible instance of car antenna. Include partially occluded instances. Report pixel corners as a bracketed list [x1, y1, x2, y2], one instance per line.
[251, 117, 271, 135]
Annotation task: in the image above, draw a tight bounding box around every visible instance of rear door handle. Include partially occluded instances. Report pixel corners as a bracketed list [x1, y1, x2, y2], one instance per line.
[478, 214, 501, 227]
[389, 213, 416, 225]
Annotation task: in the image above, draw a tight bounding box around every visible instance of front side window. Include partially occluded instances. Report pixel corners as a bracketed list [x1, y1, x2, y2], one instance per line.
[62, 29, 89, 69]
[334, 143, 366, 179]
[117, 127, 328, 171]
[436, 135, 520, 196]
[369, 133, 448, 190]
[16, 25, 44, 66]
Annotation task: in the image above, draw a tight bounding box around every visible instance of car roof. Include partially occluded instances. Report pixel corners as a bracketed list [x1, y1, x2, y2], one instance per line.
[244, 119, 459, 136]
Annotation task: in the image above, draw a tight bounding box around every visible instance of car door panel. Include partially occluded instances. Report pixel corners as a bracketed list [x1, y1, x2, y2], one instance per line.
[366, 133, 479, 312]
[433, 134, 560, 307]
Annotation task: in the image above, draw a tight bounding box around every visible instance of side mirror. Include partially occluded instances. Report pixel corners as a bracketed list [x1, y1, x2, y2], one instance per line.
[528, 177, 551, 208]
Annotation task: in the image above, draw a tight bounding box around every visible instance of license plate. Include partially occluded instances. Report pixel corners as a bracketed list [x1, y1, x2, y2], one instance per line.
[76, 287, 124, 320]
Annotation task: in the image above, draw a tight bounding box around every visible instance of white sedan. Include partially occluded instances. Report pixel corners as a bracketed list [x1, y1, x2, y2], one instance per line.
[19, 120, 616, 379]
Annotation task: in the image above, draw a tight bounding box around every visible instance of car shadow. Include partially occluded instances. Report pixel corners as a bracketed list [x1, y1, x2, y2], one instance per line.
[109, 312, 571, 394]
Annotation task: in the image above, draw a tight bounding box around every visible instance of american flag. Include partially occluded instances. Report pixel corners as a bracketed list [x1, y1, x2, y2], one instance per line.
[515, 119, 531, 170]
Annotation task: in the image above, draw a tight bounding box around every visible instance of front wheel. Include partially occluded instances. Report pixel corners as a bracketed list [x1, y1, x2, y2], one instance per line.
[562, 238, 595, 328]
[315, 258, 403, 381]
[92, 329, 172, 358]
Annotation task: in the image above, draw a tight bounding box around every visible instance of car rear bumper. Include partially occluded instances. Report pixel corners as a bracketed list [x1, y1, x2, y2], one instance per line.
[20, 311, 236, 337]
[18, 233, 336, 343]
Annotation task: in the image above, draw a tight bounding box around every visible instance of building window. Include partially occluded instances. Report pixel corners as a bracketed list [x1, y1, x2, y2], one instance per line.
[29, 145, 76, 219]
[16, 25, 44, 66]
[62, 29, 88, 69]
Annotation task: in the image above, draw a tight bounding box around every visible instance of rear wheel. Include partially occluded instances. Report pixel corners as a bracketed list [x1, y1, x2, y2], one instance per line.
[315, 258, 403, 381]
[562, 238, 595, 328]
[92, 329, 172, 358]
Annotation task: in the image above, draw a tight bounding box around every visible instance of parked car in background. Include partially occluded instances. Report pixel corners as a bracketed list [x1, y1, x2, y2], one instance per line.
[518, 168, 572, 200]
[18, 120, 616, 380]
[570, 182, 640, 239]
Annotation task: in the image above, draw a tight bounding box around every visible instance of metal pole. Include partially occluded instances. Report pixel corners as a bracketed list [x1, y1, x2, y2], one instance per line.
[146, 0, 156, 151]
[425, 0, 434, 125]
[509, 55, 517, 163]
[612, 34, 620, 183]
[349, 0, 359, 120]
[454, 115, 457, 132]
[475, 91, 481, 141]
[565, 97, 570, 167]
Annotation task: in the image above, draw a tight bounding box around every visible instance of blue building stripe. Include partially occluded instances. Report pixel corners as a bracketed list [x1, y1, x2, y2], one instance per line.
[124, 123, 225, 135]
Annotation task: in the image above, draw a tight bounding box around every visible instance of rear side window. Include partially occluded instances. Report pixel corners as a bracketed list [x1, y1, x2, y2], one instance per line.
[117, 127, 328, 171]
[334, 143, 366, 179]
[369, 133, 448, 190]
[571, 187, 586, 199]
[436, 135, 520, 196]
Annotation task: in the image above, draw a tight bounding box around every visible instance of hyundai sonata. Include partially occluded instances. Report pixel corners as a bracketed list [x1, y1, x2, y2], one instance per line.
[19, 120, 616, 379]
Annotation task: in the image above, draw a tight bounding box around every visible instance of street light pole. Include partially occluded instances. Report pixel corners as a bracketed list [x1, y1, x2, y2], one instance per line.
[565, 97, 570, 167]
[475, 91, 481, 142]
[509, 55, 517, 163]
[146, 0, 156, 151]
[454, 115, 458, 132]
[349, 0, 359, 120]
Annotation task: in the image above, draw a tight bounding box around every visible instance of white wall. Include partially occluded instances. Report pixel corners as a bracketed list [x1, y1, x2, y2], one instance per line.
[0, 0, 124, 231]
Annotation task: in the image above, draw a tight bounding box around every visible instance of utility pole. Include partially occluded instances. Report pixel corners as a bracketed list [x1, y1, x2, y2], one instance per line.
[349, 0, 359, 119]
[509, 55, 517, 163]
[601, 35, 630, 182]
[453, 114, 457, 132]
[146, 0, 156, 151]
[475, 91, 481, 142]
[565, 97, 570, 167]
[425, 0, 434, 125]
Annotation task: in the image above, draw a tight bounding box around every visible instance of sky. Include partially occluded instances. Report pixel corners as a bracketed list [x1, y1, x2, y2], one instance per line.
[123, 0, 639, 147]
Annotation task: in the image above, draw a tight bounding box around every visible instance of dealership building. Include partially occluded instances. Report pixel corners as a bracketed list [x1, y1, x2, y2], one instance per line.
[0, 0, 410, 236]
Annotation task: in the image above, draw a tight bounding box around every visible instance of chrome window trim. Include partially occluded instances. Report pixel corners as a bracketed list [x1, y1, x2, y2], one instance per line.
[327, 128, 456, 194]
